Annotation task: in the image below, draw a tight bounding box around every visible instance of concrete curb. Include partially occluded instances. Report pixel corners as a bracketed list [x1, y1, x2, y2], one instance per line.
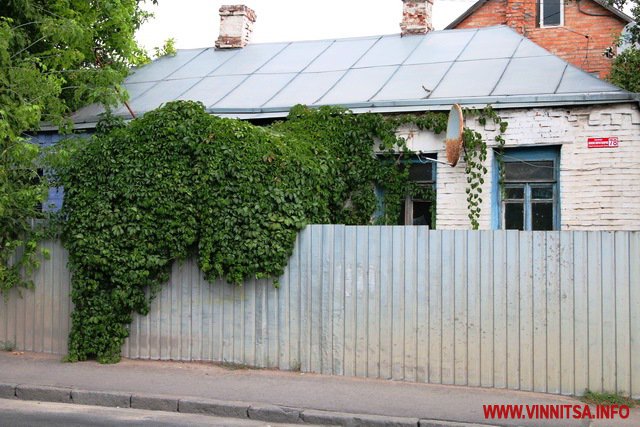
[0, 383, 17, 399]
[301, 408, 419, 426]
[15, 384, 71, 403]
[131, 394, 179, 412]
[248, 404, 302, 423]
[71, 389, 131, 408]
[0, 382, 495, 427]
[178, 397, 250, 419]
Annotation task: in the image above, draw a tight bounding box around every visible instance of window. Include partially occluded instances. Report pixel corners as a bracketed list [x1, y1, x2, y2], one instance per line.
[498, 148, 559, 231]
[538, 0, 563, 27]
[399, 156, 436, 227]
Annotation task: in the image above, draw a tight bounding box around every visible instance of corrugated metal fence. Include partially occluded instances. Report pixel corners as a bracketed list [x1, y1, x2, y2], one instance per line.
[1, 227, 639, 397]
[0, 240, 71, 354]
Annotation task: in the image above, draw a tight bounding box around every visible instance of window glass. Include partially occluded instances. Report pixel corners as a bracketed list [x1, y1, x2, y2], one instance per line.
[531, 185, 553, 200]
[499, 148, 559, 231]
[397, 156, 436, 227]
[543, 0, 562, 26]
[504, 161, 554, 182]
[411, 200, 432, 225]
[532, 202, 554, 230]
[505, 186, 524, 200]
[408, 163, 433, 183]
[505, 203, 524, 230]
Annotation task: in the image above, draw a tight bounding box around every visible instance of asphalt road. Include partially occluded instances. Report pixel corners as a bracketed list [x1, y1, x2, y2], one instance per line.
[0, 399, 312, 427]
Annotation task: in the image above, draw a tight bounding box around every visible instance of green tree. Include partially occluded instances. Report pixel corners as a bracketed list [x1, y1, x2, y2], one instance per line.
[609, 0, 640, 92]
[610, 47, 640, 92]
[1, 0, 156, 294]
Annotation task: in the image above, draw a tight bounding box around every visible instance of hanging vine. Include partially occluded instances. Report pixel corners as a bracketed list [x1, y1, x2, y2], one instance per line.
[462, 107, 508, 229]
[52, 100, 506, 363]
[375, 112, 448, 225]
[55, 102, 455, 363]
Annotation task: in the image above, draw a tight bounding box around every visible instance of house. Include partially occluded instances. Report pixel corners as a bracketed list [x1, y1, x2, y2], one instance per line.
[46, 0, 640, 231]
[445, 0, 634, 78]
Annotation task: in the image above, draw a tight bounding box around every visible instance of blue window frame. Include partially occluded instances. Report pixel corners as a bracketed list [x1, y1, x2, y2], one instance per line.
[399, 155, 436, 226]
[375, 153, 437, 227]
[492, 146, 560, 230]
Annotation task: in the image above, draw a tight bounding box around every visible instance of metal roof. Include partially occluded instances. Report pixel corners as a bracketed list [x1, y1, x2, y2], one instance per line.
[71, 25, 635, 125]
[446, 0, 634, 29]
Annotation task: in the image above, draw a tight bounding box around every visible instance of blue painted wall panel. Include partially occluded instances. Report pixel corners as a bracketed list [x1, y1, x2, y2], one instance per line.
[31, 131, 93, 212]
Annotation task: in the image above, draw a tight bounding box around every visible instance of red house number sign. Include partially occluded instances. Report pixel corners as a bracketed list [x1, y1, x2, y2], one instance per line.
[588, 137, 619, 148]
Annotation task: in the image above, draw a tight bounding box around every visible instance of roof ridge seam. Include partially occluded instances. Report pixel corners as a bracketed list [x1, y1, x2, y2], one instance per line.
[367, 33, 429, 102]
[211, 42, 292, 108]
[169, 76, 209, 104]
[162, 48, 207, 81]
[259, 40, 337, 108]
[553, 64, 570, 94]
[205, 49, 244, 77]
[138, 52, 554, 83]
[122, 52, 207, 105]
[312, 35, 384, 106]
[489, 38, 524, 96]
[425, 28, 480, 99]
[122, 81, 160, 110]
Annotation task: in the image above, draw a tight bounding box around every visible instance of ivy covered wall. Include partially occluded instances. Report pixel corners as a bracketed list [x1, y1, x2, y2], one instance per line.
[53, 101, 443, 362]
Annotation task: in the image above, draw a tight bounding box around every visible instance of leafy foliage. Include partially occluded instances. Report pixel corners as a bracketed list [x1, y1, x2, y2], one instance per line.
[373, 113, 447, 225]
[0, 135, 49, 295]
[609, 0, 639, 44]
[153, 38, 177, 58]
[607, 0, 640, 92]
[0, 1, 157, 295]
[462, 107, 508, 230]
[582, 390, 638, 407]
[609, 47, 640, 92]
[271, 106, 445, 225]
[55, 96, 503, 363]
[58, 101, 446, 363]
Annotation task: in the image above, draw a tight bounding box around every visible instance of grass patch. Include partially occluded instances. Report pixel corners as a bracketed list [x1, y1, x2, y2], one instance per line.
[0, 341, 15, 352]
[217, 362, 255, 371]
[582, 390, 638, 407]
[288, 361, 301, 372]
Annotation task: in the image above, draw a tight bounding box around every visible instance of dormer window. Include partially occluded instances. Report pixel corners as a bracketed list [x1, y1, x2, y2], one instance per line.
[538, 0, 563, 27]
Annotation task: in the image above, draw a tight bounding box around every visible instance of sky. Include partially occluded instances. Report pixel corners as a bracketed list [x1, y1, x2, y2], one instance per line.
[136, 0, 477, 52]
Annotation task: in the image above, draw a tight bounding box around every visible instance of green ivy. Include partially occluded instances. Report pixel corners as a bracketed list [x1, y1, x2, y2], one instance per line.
[55, 100, 501, 363]
[462, 107, 508, 230]
[376, 113, 447, 225]
[56, 102, 444, 362]
[153, 38, 177, 59]
[0, 137, 50, 297]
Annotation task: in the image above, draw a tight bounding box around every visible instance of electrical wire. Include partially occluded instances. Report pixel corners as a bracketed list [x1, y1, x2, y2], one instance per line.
[500, 154, 557, 168]
[416, 152, 432, 164]
[500, 155, 640, 171]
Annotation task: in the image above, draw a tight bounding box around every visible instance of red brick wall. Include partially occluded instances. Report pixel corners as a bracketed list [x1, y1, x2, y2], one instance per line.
[456, 0, 507, 27]
[454, 0, 627, 78]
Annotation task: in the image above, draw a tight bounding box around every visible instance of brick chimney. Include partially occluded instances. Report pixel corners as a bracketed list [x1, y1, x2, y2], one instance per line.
[215, 5, 256, 49]
[400, 0, 434, 36]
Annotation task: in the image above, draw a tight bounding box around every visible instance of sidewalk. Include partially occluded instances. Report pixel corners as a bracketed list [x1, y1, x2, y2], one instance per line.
[0, 351, 637, 427]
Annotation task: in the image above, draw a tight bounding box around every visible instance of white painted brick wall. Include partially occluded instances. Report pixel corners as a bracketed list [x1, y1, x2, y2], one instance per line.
[409, 103, 640, 230]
